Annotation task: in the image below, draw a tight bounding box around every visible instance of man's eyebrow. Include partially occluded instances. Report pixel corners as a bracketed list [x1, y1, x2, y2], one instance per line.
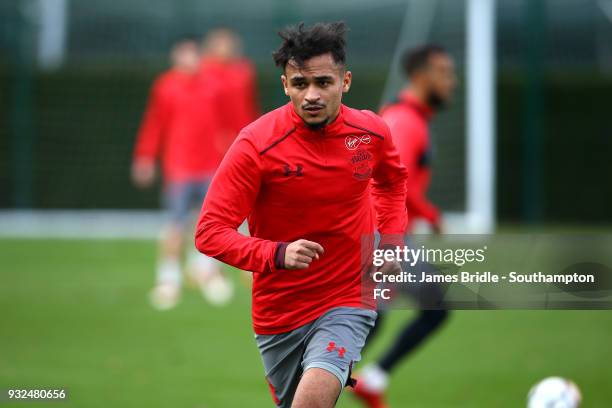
[288, 74, 335, 82]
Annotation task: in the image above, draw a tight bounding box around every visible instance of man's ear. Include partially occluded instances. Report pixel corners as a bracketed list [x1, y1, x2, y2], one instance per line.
[281, 74, 289, 96]
[342, 70, 352, 93]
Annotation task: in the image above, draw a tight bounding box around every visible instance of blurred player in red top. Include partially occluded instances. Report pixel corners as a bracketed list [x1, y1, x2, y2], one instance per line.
[132, 38, 233, 310]
[352, 45, 456, 408]
[200, 28, 259, 152]
[379, 45, 457, 234]
[195, 22, 406, 407]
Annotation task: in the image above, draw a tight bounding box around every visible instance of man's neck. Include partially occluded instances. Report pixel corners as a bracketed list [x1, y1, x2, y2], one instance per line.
[406, 86, 429, 108]
[174, 66, 196, 75]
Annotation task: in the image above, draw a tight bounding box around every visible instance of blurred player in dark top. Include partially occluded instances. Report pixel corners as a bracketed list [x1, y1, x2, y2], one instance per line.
[352, 45, 457, 408]
[132, 38, 233, 310]
[200, 28, 260, 153]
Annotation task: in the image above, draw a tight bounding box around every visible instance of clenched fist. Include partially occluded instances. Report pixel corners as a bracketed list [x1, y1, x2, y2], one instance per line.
[284, 239, 324, 269]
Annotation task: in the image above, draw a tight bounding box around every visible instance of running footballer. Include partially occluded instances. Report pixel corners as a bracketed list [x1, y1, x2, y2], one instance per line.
[195, 22, 407, 408]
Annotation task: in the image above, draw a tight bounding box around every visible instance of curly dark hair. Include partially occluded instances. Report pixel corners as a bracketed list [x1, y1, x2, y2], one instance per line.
[272, 21, 348, 70]
[401, 44, 448, 77]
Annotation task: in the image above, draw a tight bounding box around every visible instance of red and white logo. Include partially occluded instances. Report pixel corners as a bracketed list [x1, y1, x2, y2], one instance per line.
[326, 341, 346, 358]
[345, 135, 371, 150]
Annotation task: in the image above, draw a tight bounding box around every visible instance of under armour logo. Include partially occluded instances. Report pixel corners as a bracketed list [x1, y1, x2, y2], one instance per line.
[345, 135, 371, 150]
[326, 341, 346, 358]
[283, 164, 303, 177]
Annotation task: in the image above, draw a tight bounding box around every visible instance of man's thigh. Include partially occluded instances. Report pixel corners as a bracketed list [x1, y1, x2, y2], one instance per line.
[291, 367, 341, 408]
[162, 180, 210, 228]
[302, 307, 377, 389]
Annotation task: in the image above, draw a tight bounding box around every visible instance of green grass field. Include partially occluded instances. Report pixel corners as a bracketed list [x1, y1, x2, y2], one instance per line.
[1, 238, 611, 407]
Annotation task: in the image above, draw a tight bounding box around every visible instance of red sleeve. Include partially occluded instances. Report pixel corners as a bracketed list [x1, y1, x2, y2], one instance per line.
[195, 131, 280, 274]
[133, 79, 168, 163]
[386, 115, 440, 226]
[370, 120, 408, 245]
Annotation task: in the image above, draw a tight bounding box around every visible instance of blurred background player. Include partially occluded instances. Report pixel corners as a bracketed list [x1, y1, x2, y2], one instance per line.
[131, 37, 233, 310]
[199, 28, 260, 286]
[353, 45, 457, 408]
[382, 44, 455, 234]
[200, 28, 260, 152]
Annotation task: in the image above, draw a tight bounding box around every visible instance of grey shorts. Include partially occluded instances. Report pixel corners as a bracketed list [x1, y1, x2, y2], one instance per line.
[162, 180, 210, 227]
[255, 307, 377, 408]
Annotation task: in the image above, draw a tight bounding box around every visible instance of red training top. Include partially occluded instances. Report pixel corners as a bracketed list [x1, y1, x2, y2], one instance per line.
[133, 69, 222, 183]
[380, 90, 440, 232]
[195, 103, 407, 334]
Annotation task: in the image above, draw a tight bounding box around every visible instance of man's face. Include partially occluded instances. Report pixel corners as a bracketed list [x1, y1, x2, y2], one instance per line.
[203, 31, 240, 62]
[421, 53, 457, 109]
[281, 53, 351, 128]
[171, 42, 200, 73]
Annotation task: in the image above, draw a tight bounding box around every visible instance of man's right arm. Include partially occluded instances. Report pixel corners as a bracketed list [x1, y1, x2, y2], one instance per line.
[195, 131, 281, 274]
[132, 80, 167, 187]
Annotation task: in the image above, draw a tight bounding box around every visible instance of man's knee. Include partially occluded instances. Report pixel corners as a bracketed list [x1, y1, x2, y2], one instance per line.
[160, 224, 184, 256]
